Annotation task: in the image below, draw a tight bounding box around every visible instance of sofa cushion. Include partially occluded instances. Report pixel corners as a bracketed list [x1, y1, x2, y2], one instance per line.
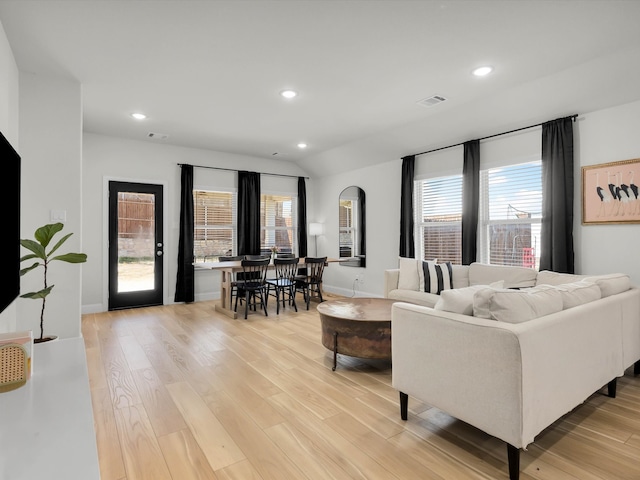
[387, 289, 440, 308]
[469, 262, 537, 289]
[434, 280, 505, 315]
[536, 270, 587, 286]
[584, 273, 631, 298]
[553, 280, 601, 309]
[473, 285, 563, 323]
[422, 260, 453, 294]
[451, 264, 470, 288]
[397, 257, 422, 291]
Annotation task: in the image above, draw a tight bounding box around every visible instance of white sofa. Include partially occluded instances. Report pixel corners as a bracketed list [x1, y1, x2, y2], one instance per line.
[386, 261, 640, 480]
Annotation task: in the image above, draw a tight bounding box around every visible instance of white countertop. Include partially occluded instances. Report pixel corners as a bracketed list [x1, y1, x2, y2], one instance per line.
[0, 337, 100, 480]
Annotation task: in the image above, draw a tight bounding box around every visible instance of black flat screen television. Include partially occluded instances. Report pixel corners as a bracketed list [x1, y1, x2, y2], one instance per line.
[0, 131, 20, 314]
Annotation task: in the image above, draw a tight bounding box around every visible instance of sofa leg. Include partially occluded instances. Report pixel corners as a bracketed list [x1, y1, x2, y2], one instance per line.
[507, 444, 520, 480]
[635, 361, 640, 376]
[608, 377, 617, 398]
[399, 392, 408, 421]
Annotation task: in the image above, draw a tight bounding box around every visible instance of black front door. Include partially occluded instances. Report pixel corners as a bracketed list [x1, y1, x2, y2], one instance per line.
[108, 181, 164, 310]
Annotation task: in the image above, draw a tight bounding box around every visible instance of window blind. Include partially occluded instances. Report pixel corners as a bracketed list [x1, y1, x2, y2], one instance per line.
[414, 175, 462, 264]
[193, 190, 237, 261]
[260, 194, 297, 254]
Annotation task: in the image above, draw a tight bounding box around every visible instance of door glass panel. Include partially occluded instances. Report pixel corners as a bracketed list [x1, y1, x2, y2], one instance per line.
[117, 191, 155, 292]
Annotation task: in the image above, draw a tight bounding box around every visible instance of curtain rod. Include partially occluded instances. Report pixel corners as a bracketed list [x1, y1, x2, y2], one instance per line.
[411, 114, 579, 158]
[177, 163, 309, 180]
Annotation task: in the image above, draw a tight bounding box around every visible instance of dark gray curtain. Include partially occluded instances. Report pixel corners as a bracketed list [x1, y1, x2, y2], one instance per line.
[237, 170, 261, 256]
[297, 177, 308, 257]
[175, 164, 194, 303]
[399, 155, 415, 258]
[462, 140, 480, 265]
[540, 116, 574, 273]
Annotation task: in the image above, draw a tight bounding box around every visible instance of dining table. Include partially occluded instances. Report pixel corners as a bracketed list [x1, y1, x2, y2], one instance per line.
[196, 257, 339, 319]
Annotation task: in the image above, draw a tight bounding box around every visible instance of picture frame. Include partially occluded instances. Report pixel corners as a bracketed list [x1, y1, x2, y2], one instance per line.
[582, 158, 640, 224]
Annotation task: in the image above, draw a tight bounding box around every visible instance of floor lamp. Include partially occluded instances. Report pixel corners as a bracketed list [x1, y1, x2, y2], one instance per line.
[309, 223, 323, 256]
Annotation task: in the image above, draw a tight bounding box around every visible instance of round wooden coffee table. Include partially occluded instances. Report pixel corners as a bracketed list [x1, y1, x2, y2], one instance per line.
[317, 297, 395, 370]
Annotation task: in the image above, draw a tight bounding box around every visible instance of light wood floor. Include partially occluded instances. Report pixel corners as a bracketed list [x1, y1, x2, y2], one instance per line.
[83, 295, 640, 480]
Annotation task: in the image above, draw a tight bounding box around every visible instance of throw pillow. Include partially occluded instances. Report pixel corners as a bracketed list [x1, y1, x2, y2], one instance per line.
[434, 280, 505, 315]
[422, 260, 453, 294]
[398, 257, 421, 291]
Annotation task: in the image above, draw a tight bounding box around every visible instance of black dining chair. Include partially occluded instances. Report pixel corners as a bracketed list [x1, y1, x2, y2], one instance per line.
[266, 257, 299, 314]
[234, 257, 271, 319]
[266, 252, 293, 280]
[295, 257, 327, 310]
[218, 255, 243, 307]
[240, 255, 270, 306]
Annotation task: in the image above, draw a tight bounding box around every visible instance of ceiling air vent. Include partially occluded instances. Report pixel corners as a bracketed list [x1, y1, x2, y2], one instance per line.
[417, 95, 447, 108]
[147, 132, 169, 140]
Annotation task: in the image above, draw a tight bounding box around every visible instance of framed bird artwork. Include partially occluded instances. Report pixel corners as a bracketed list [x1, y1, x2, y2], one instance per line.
[582, 158, 640, 224]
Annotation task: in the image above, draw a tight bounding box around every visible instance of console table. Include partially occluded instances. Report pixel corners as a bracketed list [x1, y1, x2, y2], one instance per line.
[0, 337, 100, 479]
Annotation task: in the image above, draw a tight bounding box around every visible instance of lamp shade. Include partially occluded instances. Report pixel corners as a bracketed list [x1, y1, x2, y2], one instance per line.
[309, 223, 323, 236]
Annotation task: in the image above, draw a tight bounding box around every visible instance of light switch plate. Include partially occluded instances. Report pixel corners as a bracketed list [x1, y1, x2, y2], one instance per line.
[50, 209, 66, 222]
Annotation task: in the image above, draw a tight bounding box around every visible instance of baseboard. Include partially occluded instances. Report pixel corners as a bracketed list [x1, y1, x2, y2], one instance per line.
[194, 291, 219, 302]
[81, 304, 104, 314]
[323, 285, 382, 299]
[81, 288, 380, 314]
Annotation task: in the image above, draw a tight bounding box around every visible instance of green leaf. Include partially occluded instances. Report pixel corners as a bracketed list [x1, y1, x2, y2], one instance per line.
[48, 232, 73, 257]
[20, 253, 39, 263]
[51, 253, 87, 263]
[20, 285, 54, 299]
[20, 239, 46, 260]
[34, 223, 64, 248]
[20, 262, 41, 276]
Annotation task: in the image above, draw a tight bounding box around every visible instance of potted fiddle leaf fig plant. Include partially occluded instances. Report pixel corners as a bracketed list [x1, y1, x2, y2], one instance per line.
[20, 222, 87, 343]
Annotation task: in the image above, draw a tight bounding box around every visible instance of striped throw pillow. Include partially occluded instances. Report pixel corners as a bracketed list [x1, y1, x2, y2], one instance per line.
[422, 261, 453, 294]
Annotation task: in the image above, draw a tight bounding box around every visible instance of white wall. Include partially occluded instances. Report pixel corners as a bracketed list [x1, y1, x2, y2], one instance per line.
[314, 100, 640, 296]
[315, 159, 400, 298]
[18, 73, 83, 339]
[82, 133, 311, 312]
[0, 19, 19, 333]
[574, 100, 640, 284]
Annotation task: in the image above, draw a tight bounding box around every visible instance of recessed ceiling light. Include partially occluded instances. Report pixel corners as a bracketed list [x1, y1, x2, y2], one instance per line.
[131, 112, 147, 120]
[297, 143, 307, 149]
[472, 66, 493, 77]
[280, 90, 297, 99]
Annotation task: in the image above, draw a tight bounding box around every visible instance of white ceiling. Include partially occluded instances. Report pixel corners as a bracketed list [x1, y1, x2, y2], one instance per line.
[1, 0, 640, 177]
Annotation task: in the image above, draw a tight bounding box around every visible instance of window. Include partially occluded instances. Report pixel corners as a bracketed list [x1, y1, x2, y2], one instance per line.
[414, 175, 462, 263]
[339, 196, 357, 258]
[479, 161, 542, 268]
[260, 193, 297, 255]
[193, 190, 236, 263]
